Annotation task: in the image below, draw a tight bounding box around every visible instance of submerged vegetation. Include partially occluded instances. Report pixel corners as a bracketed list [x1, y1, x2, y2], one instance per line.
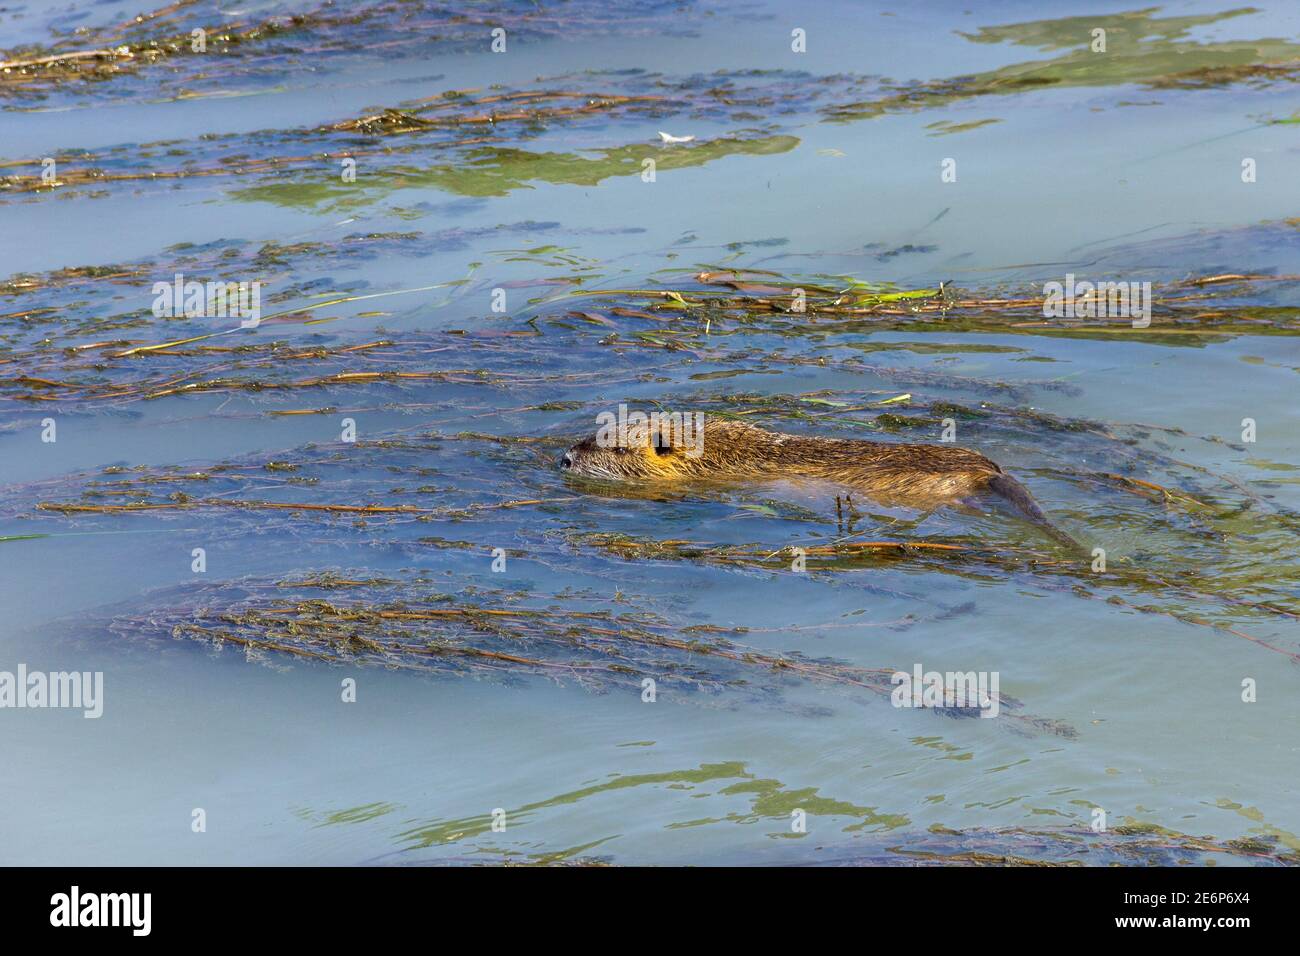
[798, 823, 1300, 867]
[2, 243, 1297, 410]
[4, 227, 1297, 680]
[334, 780, 1300, 864]
[7, 5, 1300, 210]
[0, 77, 813, 205]
[7, 370, 1297, 672]
[86, 571, 1077, 734]
[825, 7, 1300, 121]
[0, 0, 708, 99]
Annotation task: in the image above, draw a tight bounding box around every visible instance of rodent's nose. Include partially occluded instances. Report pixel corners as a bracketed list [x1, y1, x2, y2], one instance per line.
[561, 452, 573, 470]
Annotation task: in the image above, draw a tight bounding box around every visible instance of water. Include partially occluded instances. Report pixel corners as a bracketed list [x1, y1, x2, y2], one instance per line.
[1, 0, 1298, 865]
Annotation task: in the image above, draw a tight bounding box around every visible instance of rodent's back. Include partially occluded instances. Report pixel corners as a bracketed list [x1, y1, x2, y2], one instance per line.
[770, 429, 1001, 503]
[566, 416, 1001, 498]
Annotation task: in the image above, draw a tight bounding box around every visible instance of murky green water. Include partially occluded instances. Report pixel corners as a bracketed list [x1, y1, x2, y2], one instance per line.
[1, 0, 1298, 865]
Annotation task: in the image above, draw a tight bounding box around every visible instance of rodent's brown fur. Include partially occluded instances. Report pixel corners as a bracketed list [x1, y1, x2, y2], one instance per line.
[563, 416, 1079, 548]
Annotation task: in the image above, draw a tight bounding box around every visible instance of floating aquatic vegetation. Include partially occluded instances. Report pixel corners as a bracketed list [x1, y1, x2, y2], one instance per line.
[0, 67, 861, 206]
[83, 570, 1077, 734]
[1074, 218, 1300, 280]
[324, 770, 1300, 865]
[6, 382, 1296, 672]
[386, 758, 915, 854]
[5, 432, 570, 538]
[771, 824, 1300, 867]
[541, 268, 1300, 344]
[8, 4, 1299, 224]
[4, 243, 1295, 654]
[824, 7, 1300, 122]
[568, 525, 1300, 657]
[0, 318, 686, 408]
[0, 1, 307, 98]
[0, 225, 669, 359]
[924, 118, 1002, 137]
[0, 0, 716, 102]
[1, 335, 521, 405]
[0, 85, 681, 200]
[231, 133, 803, 209]
[4, 241, 1298, 414]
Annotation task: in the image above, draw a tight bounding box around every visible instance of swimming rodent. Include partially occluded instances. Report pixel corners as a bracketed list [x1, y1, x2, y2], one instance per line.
[561, 415, 1081, 549]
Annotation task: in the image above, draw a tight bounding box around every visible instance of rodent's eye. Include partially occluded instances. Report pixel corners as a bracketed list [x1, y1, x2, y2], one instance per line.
[652, 440, 673, 456]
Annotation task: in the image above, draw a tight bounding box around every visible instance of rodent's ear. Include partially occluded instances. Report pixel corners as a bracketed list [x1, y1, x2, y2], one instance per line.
[650, 429, 676, 455]
[647, 421, 691, 457]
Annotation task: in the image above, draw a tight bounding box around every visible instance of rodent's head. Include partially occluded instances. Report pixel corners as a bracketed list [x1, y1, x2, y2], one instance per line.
[561, 414, 775, 483]
[562, 415, 699, 482]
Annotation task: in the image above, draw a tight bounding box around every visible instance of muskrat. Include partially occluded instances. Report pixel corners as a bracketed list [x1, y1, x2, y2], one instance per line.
[561, 415, 1080, 548]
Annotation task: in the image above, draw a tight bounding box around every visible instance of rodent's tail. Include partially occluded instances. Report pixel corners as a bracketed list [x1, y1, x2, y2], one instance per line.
[987, 473, 1082, 551]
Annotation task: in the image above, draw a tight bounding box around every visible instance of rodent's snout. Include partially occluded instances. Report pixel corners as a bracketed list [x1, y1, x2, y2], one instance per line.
[560, 450, 574, 470]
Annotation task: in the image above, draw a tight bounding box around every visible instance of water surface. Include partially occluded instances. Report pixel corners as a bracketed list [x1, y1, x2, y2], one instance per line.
[1, 0, 1298, 865]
